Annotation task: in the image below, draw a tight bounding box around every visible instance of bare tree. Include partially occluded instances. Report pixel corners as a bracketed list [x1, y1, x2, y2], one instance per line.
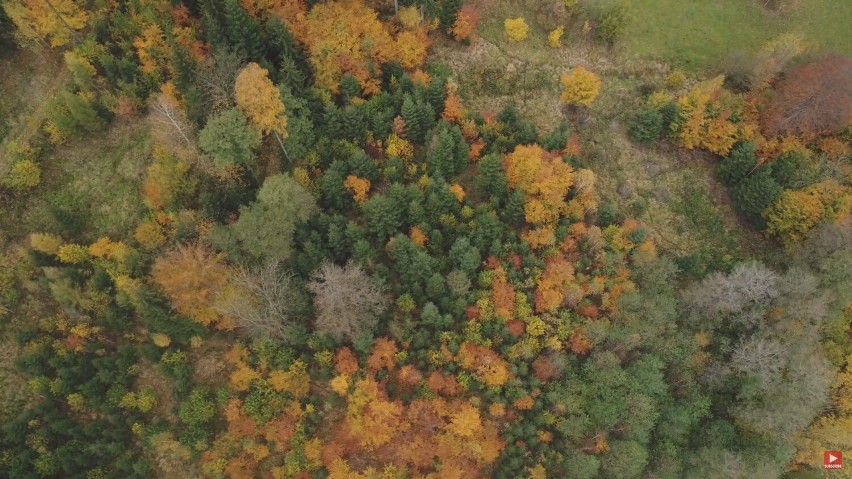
[198, 48, 245, 114]
[216, 262, 303, 341]
[307, 261, 388, 342]
[150, 93, 199, 156]
[730, 336, 787, 389]
[682, 261, 780, 327]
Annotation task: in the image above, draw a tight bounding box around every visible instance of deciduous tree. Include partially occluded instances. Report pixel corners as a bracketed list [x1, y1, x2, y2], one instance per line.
[219, 174, 317, 262]
[151, 243, 231, 329]
[763, 53, 852, 137]
[235, 62, 289, 154]
[308, 261, 388, 341]
[198, 108, 262, 168]
[560, 67, 602, 106]
[216, 262, 305, 341]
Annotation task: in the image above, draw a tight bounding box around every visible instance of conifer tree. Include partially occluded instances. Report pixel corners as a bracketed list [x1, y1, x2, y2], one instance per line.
[223, 0, 264, 61]
[61, 89, 105, 133]
[401, 94, 424, 143]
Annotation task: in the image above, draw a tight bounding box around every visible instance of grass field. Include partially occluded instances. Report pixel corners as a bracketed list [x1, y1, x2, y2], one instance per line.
[623, 0, 852, 70]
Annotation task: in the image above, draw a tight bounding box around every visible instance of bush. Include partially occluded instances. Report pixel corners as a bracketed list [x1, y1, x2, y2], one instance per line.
[628, 107, 664, 145]
[594, 0, 628, 46]
[3, 159, 40, 191]
[504, 18, 529, 42]
[666, 70, 685, 90]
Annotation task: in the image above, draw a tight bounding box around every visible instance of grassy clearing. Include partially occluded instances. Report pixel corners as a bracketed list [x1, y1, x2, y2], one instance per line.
[1, 49, 150, 243]
[0, 50, 66, 147]
[48, 123, 152, 240]
[432, 0, 771, 268]
[0, 122, 151, 242]
[622, 0, 852, 71]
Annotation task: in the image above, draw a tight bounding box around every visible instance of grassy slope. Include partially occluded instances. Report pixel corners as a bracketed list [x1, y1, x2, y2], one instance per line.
[623, 0, 852, 71]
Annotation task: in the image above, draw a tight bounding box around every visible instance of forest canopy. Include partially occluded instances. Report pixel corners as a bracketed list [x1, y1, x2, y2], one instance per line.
[0, 0, 850, 478]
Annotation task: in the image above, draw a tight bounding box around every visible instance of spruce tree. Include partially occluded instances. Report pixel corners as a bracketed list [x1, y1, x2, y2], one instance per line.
[717, 142, 758, 185]
[401, 94, 423, 143]
[731, 167, 783, 227]
[428, 128, 456, 178]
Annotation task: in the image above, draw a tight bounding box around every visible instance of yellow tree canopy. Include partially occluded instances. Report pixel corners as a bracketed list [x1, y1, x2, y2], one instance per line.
[504, 17, 529, 42]
[235, 62, 288, 137]
[5, 0, 88, 47]
[560, 67, 601, 106]
[302, 0, 425, 94]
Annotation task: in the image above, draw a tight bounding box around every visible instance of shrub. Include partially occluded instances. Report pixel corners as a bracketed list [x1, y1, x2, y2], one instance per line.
[595, 0, 628, 46]
[3, 160, 41, 191]
[627, 107, 664, 145]
[548, 26, 564, 48]
[504, 18, 529, 42]
[666, 70, 686, 90]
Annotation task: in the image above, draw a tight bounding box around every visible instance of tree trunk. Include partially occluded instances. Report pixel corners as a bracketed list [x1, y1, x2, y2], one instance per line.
[273, 131, 291, 162]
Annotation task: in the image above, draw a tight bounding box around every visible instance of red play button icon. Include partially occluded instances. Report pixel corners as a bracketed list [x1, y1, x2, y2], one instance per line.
[825, 451, 843, 469]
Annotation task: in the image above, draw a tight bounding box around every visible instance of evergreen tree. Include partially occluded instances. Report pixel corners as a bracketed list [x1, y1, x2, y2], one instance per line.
[439, 0, 464, 32]
[401, 94, 424, 143]
[364, 194, 404, 241]
[628, 106, 665, 145]
[731, 167, 783, 227]
[769, 152, 803, 189]
[426, 75, 447, 113]
[62, 89, 105, 133]
[266, 17, 309, 91]
[717, 142, 758, 185]
[200, 0, 228, 50]
[341, 73, 362, 102]
[477, 154, 509, 200]
[428, 127, 456, 178]
[223, 0, 264, 61]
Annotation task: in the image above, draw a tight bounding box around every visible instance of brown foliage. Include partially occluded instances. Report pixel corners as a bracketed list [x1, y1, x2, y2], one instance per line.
[427, 371, 464, 396]
[763, 54, 852, 137]
[532, 356, 559, 382]
[568, 327, 592, 355]
[308, 261, 388, 341]
[334, 347, 359, 376]
[150, 243, 230, 329]
[367, 337, 398, 372]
